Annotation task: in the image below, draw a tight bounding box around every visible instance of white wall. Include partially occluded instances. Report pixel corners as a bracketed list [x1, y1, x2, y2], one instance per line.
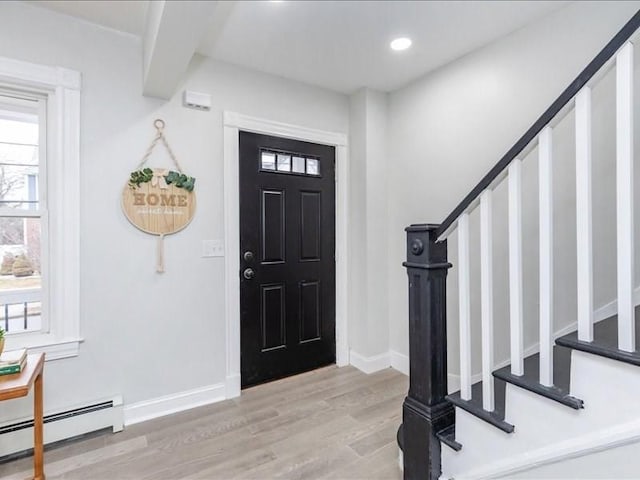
[388, 1, 640, 374]
[0, 1, 348, 421]
[348, 88, 389, 360]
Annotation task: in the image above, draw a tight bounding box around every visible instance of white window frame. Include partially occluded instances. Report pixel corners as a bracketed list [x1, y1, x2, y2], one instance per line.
[0, 56, 81, 360]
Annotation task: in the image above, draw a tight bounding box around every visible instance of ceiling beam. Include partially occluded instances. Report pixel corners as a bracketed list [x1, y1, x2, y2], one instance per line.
[143, 0, 218, 99]
[197, 1, 237, 55]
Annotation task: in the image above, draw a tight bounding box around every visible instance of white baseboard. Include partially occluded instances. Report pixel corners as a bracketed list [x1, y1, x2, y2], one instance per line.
[225, 374, 241, 399]
[350, 350, 391, 374]
[124, 383, 226, 426]
[390, 350, 409, 375]
[592, 286, 640, 324]
[336, 341, 350, 367]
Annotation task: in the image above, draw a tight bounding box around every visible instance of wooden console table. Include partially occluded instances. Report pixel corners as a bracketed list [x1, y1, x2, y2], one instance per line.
[0, 353, 45, 480]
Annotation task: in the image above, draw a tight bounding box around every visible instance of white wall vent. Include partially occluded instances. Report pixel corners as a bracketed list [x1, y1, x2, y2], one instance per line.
[183, 90, 211, 111]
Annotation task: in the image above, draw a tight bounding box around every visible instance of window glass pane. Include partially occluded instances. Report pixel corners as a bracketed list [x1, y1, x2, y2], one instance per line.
[0, 217, 41, 279]
[261, 151, 276, 170]
[0, 217, 24, 245]
[0, 143, 38, 166]
[0, 106, 39, 211]
[0, 165, 38, 210]
[277, 154, 291, 172]
[0, 113, 39, 146]
[292, 156, 305, 173]
[0, 216, 42, 335]
[306, 158, 319, 175]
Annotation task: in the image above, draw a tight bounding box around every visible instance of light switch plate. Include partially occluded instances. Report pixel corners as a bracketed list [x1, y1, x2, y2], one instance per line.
[202, 239, 224, 257]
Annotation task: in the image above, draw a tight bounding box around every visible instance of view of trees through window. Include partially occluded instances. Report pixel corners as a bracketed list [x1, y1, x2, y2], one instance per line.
[0, 96, 42, 334]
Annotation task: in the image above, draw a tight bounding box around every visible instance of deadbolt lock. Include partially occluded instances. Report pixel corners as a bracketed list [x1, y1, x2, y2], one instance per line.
[243, 268, 255, 280]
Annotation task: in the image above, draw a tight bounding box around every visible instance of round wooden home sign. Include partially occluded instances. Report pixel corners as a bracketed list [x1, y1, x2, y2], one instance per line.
[122, 168, 196, 235]
[122, 120, 197, 272]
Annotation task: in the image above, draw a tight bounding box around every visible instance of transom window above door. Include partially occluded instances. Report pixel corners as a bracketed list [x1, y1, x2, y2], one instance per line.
[260, 149, 320, 176]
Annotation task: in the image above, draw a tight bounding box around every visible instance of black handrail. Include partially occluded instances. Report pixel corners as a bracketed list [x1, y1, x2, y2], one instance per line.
[436, 9, 640, 240]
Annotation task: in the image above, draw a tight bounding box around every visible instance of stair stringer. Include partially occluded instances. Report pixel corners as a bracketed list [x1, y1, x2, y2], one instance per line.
[499, 429, 640, 479]
[441, 350, 640, 479]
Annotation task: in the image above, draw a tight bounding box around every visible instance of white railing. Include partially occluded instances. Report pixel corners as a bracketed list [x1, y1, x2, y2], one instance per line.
[508, 158, 524, 376]
[575, 87, 594, 343]
[616, 42, 635, 353]
[0, 287, 42, 333]
[446, 40, 636, 409]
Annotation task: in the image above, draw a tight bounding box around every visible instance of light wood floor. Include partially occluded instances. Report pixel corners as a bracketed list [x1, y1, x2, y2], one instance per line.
[0, 366, 406, 480]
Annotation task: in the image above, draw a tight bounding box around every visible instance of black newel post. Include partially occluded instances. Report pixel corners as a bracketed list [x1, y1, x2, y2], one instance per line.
[400, 224, 454, 480]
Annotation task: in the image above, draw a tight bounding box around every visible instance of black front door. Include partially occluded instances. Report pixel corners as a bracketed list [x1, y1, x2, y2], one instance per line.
[239, 131, 336, 388]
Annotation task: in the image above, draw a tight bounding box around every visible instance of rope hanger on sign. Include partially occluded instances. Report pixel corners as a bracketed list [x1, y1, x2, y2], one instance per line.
[140, 120, 178, 273]
[122, 119, 197, 273]
[137, 119, 186, 173]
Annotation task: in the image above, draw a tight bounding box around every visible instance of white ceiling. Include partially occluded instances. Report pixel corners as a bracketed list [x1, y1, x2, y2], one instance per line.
[28, 0, 149, 35]
[27, 0, 568, 94]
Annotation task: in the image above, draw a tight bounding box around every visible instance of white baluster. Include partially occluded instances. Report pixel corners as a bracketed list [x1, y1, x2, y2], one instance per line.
[616, 42, 635, 352]
[508, 159, 524, 376]
[539, 126, 554, 387]
[480, 190, 495, 411]
[576, 87, 594, 343]
[458, 213, 472, 400]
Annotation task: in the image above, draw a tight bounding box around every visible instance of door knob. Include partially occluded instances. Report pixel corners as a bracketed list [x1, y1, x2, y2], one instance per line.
[243, 268, 255, 280]
[243, 251, 254, 262]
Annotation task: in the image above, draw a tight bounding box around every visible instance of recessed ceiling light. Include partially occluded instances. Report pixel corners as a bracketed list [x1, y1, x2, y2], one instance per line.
[390, 37, 412, 52]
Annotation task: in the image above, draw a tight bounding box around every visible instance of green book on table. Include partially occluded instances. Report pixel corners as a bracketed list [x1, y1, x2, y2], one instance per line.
[0, 348, 27, 366]
[0, 348, 27, 375]
[0, 358, 26, 375]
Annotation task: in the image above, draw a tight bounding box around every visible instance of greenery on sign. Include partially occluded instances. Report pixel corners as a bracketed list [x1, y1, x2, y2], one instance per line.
[128, 169, 196, 192]
[129, 168, 154, 188]
[165, 171, 196, 192]
[0, 326, 4, 340]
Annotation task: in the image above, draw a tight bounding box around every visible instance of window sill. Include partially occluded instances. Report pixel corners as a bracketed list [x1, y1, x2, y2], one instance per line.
[4, 334, 83, 361]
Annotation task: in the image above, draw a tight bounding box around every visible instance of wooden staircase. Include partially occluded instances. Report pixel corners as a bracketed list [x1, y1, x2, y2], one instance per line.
[398, 9, 640, 480]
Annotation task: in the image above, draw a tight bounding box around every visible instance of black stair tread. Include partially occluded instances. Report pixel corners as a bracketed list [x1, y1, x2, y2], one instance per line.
[446, 377, 514, 433]
[436, 425, 462, 451]
[493, 345, 583, 409]
[556, 305, 640, 367]
[397, 423, 462, 453]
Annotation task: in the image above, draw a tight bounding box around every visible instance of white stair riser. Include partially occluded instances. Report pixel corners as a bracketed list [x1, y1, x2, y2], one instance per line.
[442, 350, 640, 479]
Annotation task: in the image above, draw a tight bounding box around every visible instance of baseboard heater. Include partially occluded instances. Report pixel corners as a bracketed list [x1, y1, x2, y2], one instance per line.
[0, 395, 123, 459]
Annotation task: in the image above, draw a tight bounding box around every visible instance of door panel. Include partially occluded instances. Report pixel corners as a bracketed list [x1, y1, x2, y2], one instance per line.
[240, 131, 336, 388]
[261, 284, 286, 351]
[300, 191, 321, 261]
[261, 189, 285, 263]
[300, 280, 321, 342]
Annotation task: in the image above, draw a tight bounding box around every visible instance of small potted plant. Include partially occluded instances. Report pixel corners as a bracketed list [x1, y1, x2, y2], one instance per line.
[0, 327, 4, 356]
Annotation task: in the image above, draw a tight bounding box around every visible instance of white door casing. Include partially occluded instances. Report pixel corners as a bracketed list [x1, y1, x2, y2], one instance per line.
[223, 112, 349, 398]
